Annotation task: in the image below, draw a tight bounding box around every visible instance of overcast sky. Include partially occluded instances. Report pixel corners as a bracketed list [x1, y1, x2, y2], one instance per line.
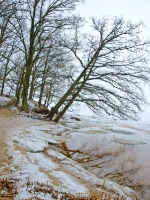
[75, 0, 150, 122]
[76, 0, 150, 30]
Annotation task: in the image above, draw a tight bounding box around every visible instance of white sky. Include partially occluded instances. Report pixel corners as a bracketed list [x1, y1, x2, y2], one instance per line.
[76, 0, 150, 30]
[75, 0, 150, 122]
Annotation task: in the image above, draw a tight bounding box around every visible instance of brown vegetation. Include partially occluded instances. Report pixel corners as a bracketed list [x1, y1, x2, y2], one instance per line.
[0, 178, 18, 199]
[7, 97, 17, 106]
[0, 178, 126, 200]
[32, 107, 50, 115]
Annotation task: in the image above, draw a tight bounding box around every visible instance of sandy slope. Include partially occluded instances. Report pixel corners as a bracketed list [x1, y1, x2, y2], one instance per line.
[0, 109, 46, 176]
[0, 109, 96, 199]
[0, 109, 48, 174]
[0, 109, 15, 177]
[0, 108, 146, 199]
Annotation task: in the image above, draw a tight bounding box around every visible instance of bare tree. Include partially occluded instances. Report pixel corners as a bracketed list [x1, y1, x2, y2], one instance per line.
[1, 0, 83, 110]
[48, 16, 150, 122]
[23, 34, 73, 106]
[37, 47, 71, 107]
[0, 0, 17, 47]
[0, 0, 21, 95]
[0, 38, 18, 94]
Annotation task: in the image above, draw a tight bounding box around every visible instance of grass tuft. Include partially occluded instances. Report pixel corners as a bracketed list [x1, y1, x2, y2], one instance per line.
[0, 178, 127, 200]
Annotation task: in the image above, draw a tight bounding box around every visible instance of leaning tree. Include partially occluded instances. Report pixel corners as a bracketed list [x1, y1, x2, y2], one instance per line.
[48, 16, 150, 122]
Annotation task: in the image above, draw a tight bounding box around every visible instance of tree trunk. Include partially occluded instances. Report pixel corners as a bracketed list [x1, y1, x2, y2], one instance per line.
[1, 57, 10, 95]
[38, 86, 43, 107]
[21, 11, 35, 111]
[15, 77, 23, 107]
[21, 65, 31, 111]
[54, 81, 85, 122]
[38, 76, 46, 107]
[1, 76, 5, 95]
[48, 67, 87, 119]
[29, 71, 35, 100]
[48, 47, 100, 120]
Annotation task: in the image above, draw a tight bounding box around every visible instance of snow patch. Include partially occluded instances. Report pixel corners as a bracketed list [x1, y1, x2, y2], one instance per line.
[0, 96, 11, 106]
[13, 136, 48, 152]
[112, 138, 146, 145]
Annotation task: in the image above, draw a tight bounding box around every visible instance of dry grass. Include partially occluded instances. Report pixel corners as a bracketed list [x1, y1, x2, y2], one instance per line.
[0, 178, 18, 200]
[32, 106, 50, 114]
[0, 178, 126, 200]
[7, 97, 17, 106]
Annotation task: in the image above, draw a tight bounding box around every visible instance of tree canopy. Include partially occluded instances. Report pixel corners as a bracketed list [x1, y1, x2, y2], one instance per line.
[48, 17, 150, 122]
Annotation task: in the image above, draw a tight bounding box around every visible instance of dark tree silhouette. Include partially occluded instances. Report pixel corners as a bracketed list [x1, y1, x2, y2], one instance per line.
[48, 17, 150, 122]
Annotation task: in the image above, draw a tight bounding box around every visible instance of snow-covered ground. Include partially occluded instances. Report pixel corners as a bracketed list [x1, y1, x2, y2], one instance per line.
[0, 95, 150, 199]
